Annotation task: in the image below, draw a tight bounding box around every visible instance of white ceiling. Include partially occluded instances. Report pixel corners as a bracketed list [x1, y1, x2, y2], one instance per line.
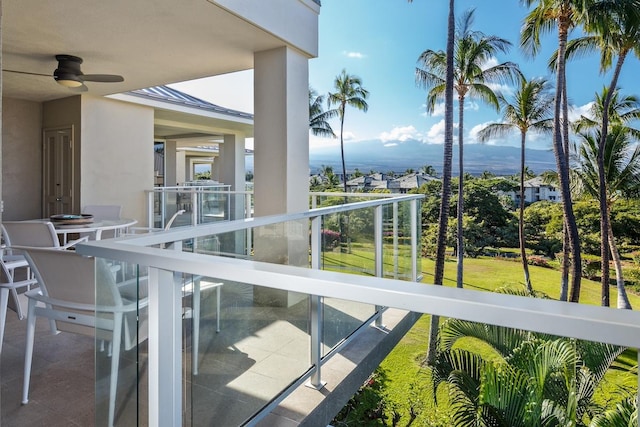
[2, 0, 288, 102]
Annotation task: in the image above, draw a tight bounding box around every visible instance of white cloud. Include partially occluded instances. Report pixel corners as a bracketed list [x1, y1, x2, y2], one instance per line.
[421, 102, 445, 118]
[379, 125, 423, 142]
[343, 51, 366, 59]
[426, 119, 459, 144]
[309, 133, 340, 150]
[568, 102, 595, 122]
[384, 142, 398, 147]
[465, 100, 480, 111]
[487, 82, 515, 97]
[468, 122, 500, 144]
[481, 57, 499, 70]
[343, 131, 357, 141]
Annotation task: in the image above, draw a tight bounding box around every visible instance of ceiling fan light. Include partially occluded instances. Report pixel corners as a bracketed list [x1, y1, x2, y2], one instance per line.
[55, 72, 83, 88]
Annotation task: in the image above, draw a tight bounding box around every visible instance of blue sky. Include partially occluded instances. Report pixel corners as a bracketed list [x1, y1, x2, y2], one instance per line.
[172, 0, 640, 152]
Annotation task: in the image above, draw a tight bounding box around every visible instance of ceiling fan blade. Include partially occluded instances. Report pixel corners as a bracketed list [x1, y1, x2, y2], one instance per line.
[80, 74, 124, 83]
[2, 69, 51, 77]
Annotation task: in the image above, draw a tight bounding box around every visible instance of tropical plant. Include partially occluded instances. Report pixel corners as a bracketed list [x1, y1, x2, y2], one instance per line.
[478, 77, 554, 293]
[521, 0, 589, 303]
[432, 316, 626, 426]
[417, 8, 520, 289]
[327, 69, 369, 193]
[309, 87, 337, 138]
[410, 0, 456, 366]
[572, 124, 640, 309]
[568, 1, 640, 308]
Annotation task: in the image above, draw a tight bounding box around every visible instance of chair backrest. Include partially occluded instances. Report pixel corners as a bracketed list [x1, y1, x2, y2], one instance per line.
[82, 205, 122, 220]
[23, 247, 146, 349]
[1, 221, 60, 248]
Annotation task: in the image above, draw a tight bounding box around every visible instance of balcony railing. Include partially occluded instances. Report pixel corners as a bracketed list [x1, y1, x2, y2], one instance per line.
[80, 194, 425, 426]
[80, 190, 640, 426]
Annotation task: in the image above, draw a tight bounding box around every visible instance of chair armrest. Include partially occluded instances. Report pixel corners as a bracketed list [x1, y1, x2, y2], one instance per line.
[62, 236, 90, 250]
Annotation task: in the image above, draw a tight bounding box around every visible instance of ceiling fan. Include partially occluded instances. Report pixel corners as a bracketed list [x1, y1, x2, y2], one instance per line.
[3, 54, 124, 91]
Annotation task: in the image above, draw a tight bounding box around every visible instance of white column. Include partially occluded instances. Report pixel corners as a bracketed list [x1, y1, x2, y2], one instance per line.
[254, 46, 309, 216]
[165, 140, 178, 186]
[253, 46, 310, 306]
[219, 133, 245, 191]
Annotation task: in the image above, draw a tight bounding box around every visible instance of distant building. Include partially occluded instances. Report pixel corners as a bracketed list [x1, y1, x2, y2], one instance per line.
[509, 176, 560, 203]
[345, 172, 438, 193]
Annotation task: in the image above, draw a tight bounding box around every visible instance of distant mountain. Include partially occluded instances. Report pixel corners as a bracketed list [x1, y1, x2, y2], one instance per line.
[307, 138, 556, 176]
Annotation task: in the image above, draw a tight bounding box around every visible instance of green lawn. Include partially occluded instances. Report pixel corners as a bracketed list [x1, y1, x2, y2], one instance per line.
[328, 250, 640, 426]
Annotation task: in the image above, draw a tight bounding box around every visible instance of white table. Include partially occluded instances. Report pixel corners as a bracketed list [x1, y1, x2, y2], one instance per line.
[37, 218, 138, 244]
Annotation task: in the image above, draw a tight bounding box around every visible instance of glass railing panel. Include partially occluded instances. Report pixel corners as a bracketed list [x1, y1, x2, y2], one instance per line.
[381, 201, 414, 281]
[177, 274, 311, 426]
[94, 259, 148, 427]
[320, 209, 376, 276]
[322, 297, 375, 355]
[198, 191, 230, 224]
[190, 230, 250, 259]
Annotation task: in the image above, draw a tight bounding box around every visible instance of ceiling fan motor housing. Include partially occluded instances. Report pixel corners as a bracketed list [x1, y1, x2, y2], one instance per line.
[54, 55, 84, 85]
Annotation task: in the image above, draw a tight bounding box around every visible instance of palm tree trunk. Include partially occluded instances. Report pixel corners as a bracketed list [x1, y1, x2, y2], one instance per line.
[456, 95, 465, 289]
[555, 20, 582, 303]
[519, 130, 532, 292]
[560, 224, 569, 302]
[559, 55, 570, 303]
[426, 0, 455, 366]
[339, 111, 347, 193]
[607, 206, 632, 309]
[598, 53, 627, 307]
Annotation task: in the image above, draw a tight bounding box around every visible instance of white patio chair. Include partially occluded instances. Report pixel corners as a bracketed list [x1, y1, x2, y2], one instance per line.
[1, 221, 88, 250]
[1, 221, 89, 324]
[0, 257, 38, 354]
[20, 247, 148, 427]
[82, 205, 123, 239]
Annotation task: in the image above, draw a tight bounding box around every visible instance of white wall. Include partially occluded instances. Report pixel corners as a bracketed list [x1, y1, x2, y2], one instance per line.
[81, 96, 154, 224]
[1, 98, 43, 220]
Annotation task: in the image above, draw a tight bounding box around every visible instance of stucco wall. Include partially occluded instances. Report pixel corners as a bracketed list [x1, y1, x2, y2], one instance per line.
[1, 98, 43, 220]
[81, 96, 154, 224]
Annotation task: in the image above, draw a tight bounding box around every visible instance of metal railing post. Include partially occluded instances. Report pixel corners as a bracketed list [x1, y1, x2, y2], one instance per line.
[308, 215, 325, 389]
[148, 266, 182, 427]
[374, 205, 384, 328]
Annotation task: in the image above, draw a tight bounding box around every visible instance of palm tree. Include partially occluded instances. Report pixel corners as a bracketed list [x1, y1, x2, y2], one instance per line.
[417, 8, 520, 289]
[572, 124, 640, 310]
[477, 77, 554, 293]
[562, 0, 640, 307]
[309, 87, 337, 138]
[521, 0, 588, 303]
[433, 315, 625, 426]
[327, 70, 369, 193]
[410, 0, 456, 366]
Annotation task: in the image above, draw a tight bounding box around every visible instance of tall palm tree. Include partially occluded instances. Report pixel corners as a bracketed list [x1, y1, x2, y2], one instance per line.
[521, 0, 588, 303]
[309, 87, 337, 138]
[327, 70, 369, 193]
[562, 0, 640, 307]
[417, 8, 520, 289]
[477, 77, 554, 293]
[410, 0, 456, 366]
[572, 124, 640, 310]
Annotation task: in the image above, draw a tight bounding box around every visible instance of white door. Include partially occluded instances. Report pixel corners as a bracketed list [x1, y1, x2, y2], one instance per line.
[43, 128, 74, 217]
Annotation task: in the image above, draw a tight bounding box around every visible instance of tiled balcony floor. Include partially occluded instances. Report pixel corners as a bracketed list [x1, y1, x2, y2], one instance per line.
[1, 285, 374, 426]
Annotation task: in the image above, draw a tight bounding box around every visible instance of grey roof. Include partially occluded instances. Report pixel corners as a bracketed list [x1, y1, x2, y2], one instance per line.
[127, 85, 253, 120]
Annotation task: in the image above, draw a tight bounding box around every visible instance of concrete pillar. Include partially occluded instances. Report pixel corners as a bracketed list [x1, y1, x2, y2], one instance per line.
[253, 46, 310, 307]
[165, 140, 177, 186]
[219, 133, 245, 192]
[211, 157, 220, 182]
[253, 46, 309, 216]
